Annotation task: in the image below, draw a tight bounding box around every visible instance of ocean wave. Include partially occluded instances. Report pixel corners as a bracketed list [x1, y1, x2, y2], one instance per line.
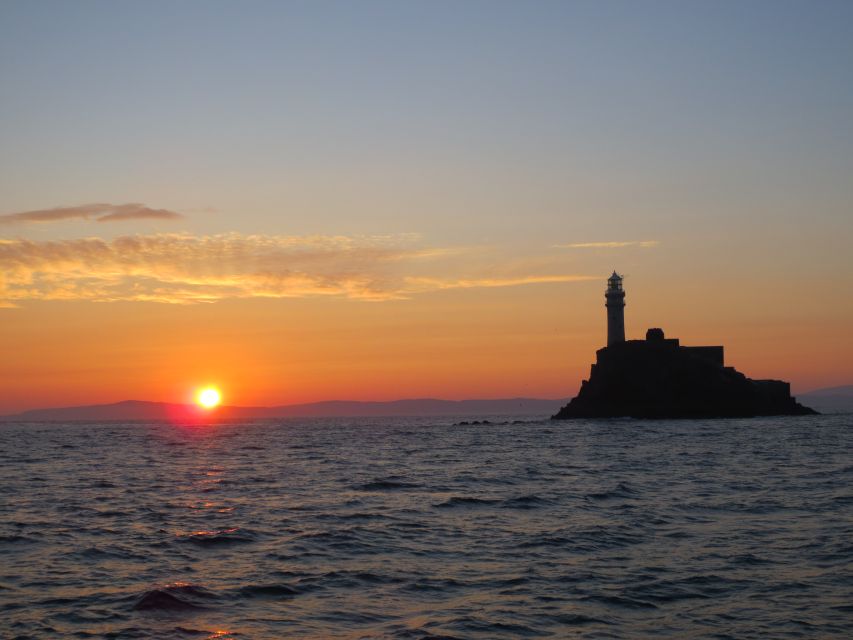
[237, 583, 301, 598]
[585, 482, 638, 501]
[355, 479, 422, 491]
[433, 496, 501, 508]
[132, 583, 218, 611]
[501, 494, 554, 509]
[581, 594, 658, 609]
[0, 534, 31, 544]
[176, 528, 256, 546]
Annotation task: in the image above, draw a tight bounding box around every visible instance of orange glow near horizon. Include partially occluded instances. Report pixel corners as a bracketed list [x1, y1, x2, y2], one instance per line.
[0, 268, 851, 414]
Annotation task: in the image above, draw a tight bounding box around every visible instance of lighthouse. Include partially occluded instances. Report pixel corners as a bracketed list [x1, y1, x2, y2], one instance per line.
[605, 271, 625, 346]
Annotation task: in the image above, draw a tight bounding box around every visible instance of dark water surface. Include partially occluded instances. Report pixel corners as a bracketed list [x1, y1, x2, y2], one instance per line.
[1, 415, 851, 639]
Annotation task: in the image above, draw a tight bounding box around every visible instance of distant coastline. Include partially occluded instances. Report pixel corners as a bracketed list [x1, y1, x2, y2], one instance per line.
[2, 389, 849, 422]
[0, 398, 567, 422]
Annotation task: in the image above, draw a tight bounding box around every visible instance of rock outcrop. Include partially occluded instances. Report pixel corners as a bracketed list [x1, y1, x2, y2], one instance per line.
[553, 329, 817, 419]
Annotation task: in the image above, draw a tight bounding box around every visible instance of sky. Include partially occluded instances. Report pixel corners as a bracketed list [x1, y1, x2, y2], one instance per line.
[1, 0, 852, 412]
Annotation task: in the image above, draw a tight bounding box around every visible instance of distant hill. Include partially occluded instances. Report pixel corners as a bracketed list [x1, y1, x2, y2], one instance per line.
[797, 386, 853, 414]
[0, 398, 567, 422]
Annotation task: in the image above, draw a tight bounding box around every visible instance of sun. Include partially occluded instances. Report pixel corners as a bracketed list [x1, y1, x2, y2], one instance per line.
[196, 387, 222, 409]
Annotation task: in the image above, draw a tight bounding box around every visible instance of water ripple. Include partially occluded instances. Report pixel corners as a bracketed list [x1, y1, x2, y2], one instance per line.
[1, 414, 851, 638]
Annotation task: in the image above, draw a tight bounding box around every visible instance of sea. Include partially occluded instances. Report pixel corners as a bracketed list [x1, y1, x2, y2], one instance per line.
[1, 415, 851, 639]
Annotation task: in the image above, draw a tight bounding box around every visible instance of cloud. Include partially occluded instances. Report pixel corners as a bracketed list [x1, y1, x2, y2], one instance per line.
[0, 203, 184, 225]
[0, 233, 592, 306]
[555, 240, 659, 249]
[404, 274, 597, 291]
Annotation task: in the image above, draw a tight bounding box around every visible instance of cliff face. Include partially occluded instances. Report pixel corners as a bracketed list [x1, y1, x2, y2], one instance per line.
[553, 337, 817, 419]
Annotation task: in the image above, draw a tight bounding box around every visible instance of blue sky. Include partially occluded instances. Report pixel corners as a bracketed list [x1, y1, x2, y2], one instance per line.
[2, 0, 851, 242]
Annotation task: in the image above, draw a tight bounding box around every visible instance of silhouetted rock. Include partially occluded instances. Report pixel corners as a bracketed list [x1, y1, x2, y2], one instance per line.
[553, 336, 816, 419]
[553, 274, 817, 419]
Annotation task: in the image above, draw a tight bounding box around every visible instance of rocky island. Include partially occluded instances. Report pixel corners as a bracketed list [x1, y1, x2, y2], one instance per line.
[553, 272, 817, 419]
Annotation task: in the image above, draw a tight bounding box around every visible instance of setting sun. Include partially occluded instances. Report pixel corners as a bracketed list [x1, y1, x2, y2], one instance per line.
[197, 387, 221, 409]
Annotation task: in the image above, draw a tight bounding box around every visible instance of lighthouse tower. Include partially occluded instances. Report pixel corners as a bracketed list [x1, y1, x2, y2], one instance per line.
[605, 271, 626, 346]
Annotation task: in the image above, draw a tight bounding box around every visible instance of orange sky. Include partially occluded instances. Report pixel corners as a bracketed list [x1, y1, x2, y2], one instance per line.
[1, 259, 850, 413]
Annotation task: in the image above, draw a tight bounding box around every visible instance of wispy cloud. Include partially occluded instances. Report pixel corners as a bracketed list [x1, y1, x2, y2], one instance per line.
[404, 274, 597, 291]
[0, 233, 592, 306]
[555, 240, 659, 249]
[0, 203, 184, 225]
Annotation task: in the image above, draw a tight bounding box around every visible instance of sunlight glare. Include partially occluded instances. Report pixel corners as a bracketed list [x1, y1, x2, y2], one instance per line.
[197, 387, 222, 409]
